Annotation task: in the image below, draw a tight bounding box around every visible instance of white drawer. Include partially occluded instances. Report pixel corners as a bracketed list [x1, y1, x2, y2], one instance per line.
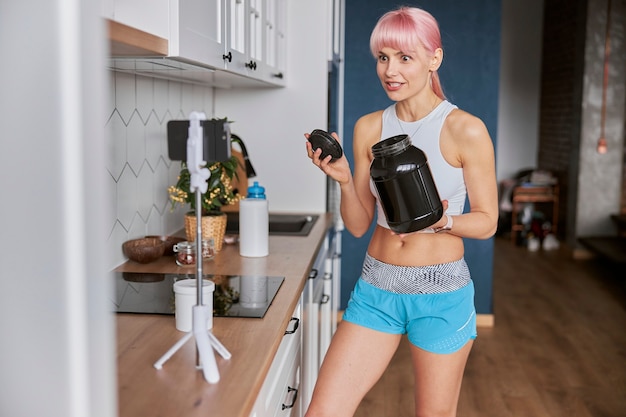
[251, 301, 302, 417]
[272, 348, 301, 417]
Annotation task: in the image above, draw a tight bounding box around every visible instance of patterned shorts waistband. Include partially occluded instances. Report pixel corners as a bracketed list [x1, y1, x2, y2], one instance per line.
[361, 254, 471, 294]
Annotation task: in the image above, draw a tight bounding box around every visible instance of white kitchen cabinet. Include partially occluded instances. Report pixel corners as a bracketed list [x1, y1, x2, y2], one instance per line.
[302, 247, 324, 408]
[301, 228, 340, 410]
[213, 0, 331, 213]
[109, 0, 227, 68]
[261, 0, 287, 82]
[222, 0, 247, 74]
[223, 0, 286, 85]
[250, 300, 302, 417]
[319, 257, 333, 360]
[107, 0, 286, 86]
[251, 225, 340, 417]
[111, 0, 169, 39]
[170, 0, 226, 70]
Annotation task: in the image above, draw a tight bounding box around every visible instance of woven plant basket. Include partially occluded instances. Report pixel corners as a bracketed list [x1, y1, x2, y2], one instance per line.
[184, 212, 227, 252]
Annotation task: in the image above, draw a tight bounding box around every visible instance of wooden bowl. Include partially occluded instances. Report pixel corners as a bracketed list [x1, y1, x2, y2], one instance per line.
[146, 235, 186, 256]
[122, 237, 165, 264]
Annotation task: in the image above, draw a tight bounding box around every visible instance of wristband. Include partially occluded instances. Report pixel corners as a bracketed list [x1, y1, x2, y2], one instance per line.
[433, 214, 453, 233]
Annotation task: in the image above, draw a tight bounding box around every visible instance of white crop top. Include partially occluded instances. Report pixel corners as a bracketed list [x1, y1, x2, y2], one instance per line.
[370, 101, 466, 229]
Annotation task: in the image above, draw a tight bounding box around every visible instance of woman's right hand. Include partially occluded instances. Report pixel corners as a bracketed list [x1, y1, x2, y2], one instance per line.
[304, 132, 352, 186]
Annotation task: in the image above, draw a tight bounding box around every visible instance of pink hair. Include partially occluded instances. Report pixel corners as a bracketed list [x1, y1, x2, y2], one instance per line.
[370, 7, 446, 100]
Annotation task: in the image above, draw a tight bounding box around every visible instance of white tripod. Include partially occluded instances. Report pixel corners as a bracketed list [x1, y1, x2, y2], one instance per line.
[153, 111, 231, 383]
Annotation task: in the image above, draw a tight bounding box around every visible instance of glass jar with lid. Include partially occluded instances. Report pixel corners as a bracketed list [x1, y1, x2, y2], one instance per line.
[173, 239, 215, 266]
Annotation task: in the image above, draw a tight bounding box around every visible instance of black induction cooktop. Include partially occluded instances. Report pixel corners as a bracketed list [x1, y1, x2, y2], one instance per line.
[113, 272, 284, 318]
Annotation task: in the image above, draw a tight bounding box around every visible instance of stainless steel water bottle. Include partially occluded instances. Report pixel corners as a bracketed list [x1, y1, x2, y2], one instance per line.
[370, 134, 443, 233]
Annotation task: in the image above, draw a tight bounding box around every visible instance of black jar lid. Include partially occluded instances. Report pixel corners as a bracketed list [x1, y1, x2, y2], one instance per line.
[308, 129, 343, 162]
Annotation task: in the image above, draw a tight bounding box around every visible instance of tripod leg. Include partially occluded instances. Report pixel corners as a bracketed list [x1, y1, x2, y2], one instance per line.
[153, 332, 193, 369]
[208, 331, 232, 360]
[193, 305, 220, 383]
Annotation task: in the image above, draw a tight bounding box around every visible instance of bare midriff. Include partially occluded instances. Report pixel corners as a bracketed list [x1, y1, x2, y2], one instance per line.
[367, 225, 464, 267]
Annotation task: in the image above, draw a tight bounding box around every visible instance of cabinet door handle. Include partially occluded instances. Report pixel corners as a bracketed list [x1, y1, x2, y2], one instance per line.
[222, 51, 232, 62]
[272, 72, 284, 79]
[282, 386, 299, 410]
[284, 317, 300, 335]
[245, 60, 257, 70]
[321, 294, 330, 304]
[308, 269, 318, 279]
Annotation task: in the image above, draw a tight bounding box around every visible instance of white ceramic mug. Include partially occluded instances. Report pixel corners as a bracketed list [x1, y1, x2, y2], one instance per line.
[173, 279, 215, 332]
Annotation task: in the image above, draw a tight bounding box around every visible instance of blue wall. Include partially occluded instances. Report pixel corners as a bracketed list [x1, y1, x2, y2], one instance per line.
[341, 0, 501, 314]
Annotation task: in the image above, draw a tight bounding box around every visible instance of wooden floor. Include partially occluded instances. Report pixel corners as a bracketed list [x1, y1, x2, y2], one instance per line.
[354, 236, 626, 417]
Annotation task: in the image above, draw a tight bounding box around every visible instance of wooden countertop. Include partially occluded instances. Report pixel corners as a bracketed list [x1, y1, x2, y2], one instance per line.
[115, 213, 333, 417]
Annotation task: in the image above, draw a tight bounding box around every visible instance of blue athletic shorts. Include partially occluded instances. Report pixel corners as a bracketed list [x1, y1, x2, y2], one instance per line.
[342, 258, 477, 354]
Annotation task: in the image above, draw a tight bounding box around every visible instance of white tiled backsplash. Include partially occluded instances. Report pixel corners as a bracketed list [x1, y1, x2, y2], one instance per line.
[106, 70, 216, 269]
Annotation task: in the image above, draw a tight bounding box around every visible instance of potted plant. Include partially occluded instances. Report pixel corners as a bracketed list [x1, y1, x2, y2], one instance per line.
[168, 155, 242, 252]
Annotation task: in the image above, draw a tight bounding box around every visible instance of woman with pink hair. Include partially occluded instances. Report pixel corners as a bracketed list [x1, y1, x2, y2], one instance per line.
[304, 6, 498, 417]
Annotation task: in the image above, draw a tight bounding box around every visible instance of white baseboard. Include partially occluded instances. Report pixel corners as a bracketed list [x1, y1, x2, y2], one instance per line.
[476, 314, 494, 327]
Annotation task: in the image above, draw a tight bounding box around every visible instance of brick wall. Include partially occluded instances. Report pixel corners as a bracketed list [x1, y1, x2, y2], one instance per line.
[538, 0, 626, 238]
[537, 0, 588, 235]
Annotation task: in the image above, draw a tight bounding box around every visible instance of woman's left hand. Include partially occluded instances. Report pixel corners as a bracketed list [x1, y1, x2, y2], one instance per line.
[304, 132, 352, 186]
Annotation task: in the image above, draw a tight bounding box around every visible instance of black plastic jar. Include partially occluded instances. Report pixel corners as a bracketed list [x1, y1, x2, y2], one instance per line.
[370, 134, 443, 234]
